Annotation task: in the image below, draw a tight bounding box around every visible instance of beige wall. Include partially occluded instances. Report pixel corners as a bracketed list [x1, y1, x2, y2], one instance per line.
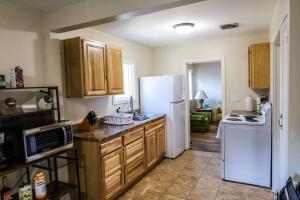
[152, 33, 269, 113]
[0, 0, 45, 86]
[47, 28, 153, 123]
[0, 0, 47, 187]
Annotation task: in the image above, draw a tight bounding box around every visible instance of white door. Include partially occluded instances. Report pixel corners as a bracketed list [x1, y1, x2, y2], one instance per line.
[169, 101, 186, 158]
[273, 18, 289, 190]
[279, 18, 289, 187]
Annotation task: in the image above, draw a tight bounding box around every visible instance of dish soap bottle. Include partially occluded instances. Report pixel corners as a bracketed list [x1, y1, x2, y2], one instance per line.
[1, 176, 12, 200]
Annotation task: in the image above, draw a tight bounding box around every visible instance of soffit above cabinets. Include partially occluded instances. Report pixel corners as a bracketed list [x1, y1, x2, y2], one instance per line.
[94, 0, 276, 47]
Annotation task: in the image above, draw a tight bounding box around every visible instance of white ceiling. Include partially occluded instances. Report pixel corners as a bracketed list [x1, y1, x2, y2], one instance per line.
[94, 0, 276, 47]
[9, 0, 83, 11]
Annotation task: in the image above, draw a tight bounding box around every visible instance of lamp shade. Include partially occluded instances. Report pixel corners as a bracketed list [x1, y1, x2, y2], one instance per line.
[194, 90, 208, 99]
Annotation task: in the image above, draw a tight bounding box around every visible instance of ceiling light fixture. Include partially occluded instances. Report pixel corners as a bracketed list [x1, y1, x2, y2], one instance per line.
[173, 23, 195, 35]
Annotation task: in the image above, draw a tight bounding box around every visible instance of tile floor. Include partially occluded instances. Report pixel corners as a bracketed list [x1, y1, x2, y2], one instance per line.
[119, 150, 274, 200]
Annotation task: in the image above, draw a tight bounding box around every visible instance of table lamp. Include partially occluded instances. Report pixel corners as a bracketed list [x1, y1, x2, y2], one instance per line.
[194, 90, 208, 109]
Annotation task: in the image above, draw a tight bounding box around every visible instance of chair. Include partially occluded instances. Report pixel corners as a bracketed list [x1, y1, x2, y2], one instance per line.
[278, 177, 300, 200]
[190, 112, 209, 133]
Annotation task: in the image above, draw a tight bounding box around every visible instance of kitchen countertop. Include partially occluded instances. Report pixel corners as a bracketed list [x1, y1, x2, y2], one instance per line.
[73, 114, 166, 143]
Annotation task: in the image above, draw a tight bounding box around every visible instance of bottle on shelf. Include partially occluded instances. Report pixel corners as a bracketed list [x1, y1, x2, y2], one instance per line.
[34, 172, 47, 200]
[1, 176, 12, 200]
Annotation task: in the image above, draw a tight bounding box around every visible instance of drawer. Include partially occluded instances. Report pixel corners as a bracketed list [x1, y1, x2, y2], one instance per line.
[123, 127, 144, 145]
[104, 170, 123, 200]
[102, 148, 122, 177]
[124, 155, 145, 185]
[145, 118, 165, 134]
[101, 137, 122, 155]
[124, 138, 144, 165]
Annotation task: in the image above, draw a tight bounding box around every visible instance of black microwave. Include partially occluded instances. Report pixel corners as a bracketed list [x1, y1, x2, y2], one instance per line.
[23, 121, 73, 163]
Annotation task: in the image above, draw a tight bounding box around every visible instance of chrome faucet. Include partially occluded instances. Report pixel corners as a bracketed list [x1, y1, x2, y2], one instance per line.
[129, 96, 134, 114]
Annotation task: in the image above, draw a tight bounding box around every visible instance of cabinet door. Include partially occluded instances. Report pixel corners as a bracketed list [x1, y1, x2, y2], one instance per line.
[145, 131, 157, 168]
[102, 148, 123, 200]
[102, 148, 123, 178]
[157, 127, 166, 157]
[104, 170, 123, 200]
[82, 40, 107, 96]
[124, 138, 144, 165]
[124, 155, 144, 186]
[249, 43, 270, 89]
[106, 45, 124, 94]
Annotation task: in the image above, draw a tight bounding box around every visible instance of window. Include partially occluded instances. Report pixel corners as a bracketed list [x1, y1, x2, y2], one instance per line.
[113, 61, 135, 104]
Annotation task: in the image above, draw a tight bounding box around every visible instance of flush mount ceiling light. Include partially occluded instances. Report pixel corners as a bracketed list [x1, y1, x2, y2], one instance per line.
[173, 23, 195, 35]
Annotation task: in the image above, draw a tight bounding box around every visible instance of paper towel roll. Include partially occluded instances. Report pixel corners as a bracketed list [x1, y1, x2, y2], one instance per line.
[245, 96, 253, 111]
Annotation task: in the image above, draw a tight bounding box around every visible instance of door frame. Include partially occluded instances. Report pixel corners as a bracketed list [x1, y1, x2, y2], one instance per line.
[271, 16, 289, 192]
[182, 57, 226, 149]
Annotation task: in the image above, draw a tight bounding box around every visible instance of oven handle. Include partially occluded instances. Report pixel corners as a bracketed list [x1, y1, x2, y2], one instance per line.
[62, 127, 67, 145]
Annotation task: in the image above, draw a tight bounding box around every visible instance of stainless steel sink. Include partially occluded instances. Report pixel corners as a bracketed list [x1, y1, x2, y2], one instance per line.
[132, 115, 150, 121]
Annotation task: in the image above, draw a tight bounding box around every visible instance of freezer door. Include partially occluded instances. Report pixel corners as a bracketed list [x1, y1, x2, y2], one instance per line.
[140, 76, 171, 114]
[170, 75, 185, 102]
[168, 101, 186, 158]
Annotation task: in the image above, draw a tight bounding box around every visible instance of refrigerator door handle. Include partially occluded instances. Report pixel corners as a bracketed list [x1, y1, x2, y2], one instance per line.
[170, 100, 185, 104]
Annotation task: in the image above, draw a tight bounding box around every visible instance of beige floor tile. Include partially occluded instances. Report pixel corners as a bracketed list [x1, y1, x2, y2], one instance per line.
[218, 181, 246, 195]
[244, 188, 274, 200]
[165, 183, 194, 198]
[181, 167, 204, 178]
[188, 186, 218, 200]
[136, 177, 172, 193]
[174, 174, 199, 187]
[215, 191, 245, 200]
[119, 150, 274, 200]
[244, 193, 274, 200]
[159, 194, 186, 200]
[132, 190, 162, 200]
[147, 170, 180, 182]
[195, 177, 222, 191]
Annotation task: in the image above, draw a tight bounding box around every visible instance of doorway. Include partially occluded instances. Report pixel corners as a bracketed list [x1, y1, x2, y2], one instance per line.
[184, 58, 226, 152]
[272, 18, 289, 192]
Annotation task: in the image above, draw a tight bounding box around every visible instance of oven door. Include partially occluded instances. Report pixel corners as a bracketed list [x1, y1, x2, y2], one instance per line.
[23, 121, 73, 163]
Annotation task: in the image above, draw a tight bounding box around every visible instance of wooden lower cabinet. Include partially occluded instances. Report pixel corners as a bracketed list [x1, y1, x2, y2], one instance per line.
[145, 131, 158, 168]
[124, 138, 144, 165]
[104, 170, 123, 200]
[124, 155, 145, 185]
[72, 117, 167, 200]
[101, 148, 123, 200]
[157, 127, 166, 158]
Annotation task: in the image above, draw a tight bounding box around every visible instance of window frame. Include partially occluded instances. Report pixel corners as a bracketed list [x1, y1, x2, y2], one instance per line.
[112, 60, 136, 105]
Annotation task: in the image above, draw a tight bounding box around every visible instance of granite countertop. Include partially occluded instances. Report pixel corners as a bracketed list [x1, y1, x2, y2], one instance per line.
[73, 114, 166, 143]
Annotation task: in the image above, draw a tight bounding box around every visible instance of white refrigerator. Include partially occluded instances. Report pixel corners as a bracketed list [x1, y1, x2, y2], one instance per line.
[140, 75, 186, 158]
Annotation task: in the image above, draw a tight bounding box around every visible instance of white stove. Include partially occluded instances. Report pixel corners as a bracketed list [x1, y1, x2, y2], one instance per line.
[219, 103, 272, 188]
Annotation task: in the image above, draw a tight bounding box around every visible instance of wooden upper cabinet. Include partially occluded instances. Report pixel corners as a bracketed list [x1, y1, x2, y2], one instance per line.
[248, 43, 270, 89]
[106, 45, 124, 94]
[63, 38, 124, 97]
[82, 40, 107, 96]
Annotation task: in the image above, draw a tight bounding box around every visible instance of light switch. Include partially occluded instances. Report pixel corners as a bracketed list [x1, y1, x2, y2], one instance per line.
[231, 95, 240, 102]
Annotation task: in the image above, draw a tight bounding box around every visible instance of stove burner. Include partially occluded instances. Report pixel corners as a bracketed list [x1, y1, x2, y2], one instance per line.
[226, 118, 242, 121]
[230, 114, 240, 117]
[244, 115, 258, 121]
[246, 119, 259, 122]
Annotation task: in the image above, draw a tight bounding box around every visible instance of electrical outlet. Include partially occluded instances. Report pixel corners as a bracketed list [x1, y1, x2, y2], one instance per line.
[231, 95, 240, 102]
